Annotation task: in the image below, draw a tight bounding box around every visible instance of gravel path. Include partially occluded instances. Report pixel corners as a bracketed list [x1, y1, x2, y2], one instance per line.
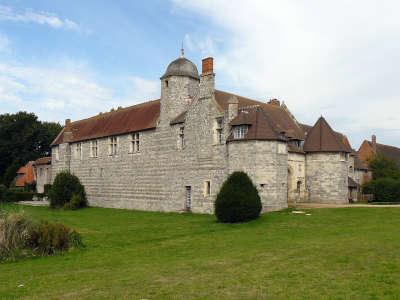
[292, 203, 400, 209]
[18, 200, 49, 206]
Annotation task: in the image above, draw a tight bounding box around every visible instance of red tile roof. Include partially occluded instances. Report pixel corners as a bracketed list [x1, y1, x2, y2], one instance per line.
[214, 90, 305, 140]
[228, 107, 285, 141]
[303, 117, 350, 153]
[368, 141, 400, 166]
[15, 161, 35, 187]
[51, 100, 160, 145]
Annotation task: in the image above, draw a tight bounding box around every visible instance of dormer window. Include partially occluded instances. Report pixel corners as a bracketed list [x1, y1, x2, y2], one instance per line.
[233, 125, 248, 139]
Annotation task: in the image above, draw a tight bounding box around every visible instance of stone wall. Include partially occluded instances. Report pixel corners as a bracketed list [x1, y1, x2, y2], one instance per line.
[35, 164, 52, 193]
[305, 152, 348, 203]
[227, 140, 288, 211]
[287, 152, 308, 203]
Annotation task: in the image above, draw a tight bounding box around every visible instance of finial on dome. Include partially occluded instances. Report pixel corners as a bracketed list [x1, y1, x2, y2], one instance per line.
[180, 41, 184, 58]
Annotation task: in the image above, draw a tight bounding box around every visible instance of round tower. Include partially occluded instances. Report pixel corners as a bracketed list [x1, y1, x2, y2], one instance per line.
[159, 52, 200, 126]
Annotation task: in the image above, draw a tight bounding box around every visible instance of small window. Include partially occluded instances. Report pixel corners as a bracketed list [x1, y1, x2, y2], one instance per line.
[109, 137, 118, 156]
[296, 181, 301, 193]
[130, 133, 140, 153]
[75, 143, 82, 160]
[90, 140, 98, 158]
[179, 126, 185, 149]
[165, 80, 169, 88]
[204, 181, 211, 197]
[233, 125, 248, 139]
[215, 118, 224, 144]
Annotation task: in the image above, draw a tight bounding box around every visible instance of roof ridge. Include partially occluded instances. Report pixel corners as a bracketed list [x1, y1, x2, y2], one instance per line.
[70, 99, 160, 125]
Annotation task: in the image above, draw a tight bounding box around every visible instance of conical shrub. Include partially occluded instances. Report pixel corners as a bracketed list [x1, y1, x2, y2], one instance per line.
[215, 171, 262, 223]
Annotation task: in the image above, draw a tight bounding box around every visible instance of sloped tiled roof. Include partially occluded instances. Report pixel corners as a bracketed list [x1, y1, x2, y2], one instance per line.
[51, 100, 160, 145]
[303, 117, 350, 153]
[34, 157, 51, 166]
[15, 161, 35, 187]
[228, 107, 286, 142]
[215, 90, 305, 140]
[300, 123, 353, 152]
[354, 154, 368, 170]
[369, 141, 400, 166]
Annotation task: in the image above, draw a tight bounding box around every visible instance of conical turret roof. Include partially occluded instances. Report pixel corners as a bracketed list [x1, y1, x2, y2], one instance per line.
[303, 117, 350, 153]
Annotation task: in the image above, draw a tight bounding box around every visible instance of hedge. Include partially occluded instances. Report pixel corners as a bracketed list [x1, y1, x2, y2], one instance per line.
[363, 178, 400, 202]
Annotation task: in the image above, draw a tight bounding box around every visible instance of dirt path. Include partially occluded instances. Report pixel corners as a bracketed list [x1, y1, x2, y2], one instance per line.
[291, 203, 400, 209]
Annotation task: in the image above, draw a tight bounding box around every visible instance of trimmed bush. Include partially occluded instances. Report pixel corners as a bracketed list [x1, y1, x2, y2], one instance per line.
[215, 171, 262, 223]
[49, 171, 87, 209]
[1, 188, 34, 202]
[0, 212, 83, 261]
[363, 178, 400, 202]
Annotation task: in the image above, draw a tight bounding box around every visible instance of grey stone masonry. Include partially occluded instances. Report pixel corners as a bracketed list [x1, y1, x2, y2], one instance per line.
[51, 55, 354, 213]
[306, 153, 348, 203]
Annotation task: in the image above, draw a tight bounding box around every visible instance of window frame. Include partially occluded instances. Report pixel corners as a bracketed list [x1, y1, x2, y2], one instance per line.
[130, 132, 140, 153]
[233, 125, 248, 139]
[90, 140, 98, 158]
[108, 136, 118, 156]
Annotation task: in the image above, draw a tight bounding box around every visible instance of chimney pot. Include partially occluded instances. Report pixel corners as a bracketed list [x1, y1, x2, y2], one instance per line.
[372, 134, 377, 150]
[65, 119, 71, 126]
[202, 57, 214, 75]
[268, 98, 280, 106]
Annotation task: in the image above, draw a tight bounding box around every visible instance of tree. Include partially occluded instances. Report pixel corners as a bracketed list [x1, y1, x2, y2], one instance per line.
[215, 171, 262, 223]
[49, 171, 87, 209]
[368, 155, 400, 180]
[0, 112, 62, 186]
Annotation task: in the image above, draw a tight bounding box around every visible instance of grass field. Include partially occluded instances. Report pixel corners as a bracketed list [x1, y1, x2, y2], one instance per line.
[1, 204, 400, 299]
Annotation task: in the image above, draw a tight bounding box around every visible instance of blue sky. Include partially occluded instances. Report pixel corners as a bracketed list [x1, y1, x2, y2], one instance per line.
[0, 0, 399, 148]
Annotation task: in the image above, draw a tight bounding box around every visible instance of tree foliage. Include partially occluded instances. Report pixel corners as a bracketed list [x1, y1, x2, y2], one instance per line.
[215, 171, 262, 223]
[49, 171, 87, 209]
[368, 155, 400, 180]
[0, 112, 61, 186]
[364, 155, 400, 202]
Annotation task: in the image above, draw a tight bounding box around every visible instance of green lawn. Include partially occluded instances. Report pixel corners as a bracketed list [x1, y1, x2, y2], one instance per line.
[1, 204, 400, 299]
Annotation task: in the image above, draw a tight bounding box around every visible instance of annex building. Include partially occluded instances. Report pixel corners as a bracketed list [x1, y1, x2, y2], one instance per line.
[48, 54, 370, 213]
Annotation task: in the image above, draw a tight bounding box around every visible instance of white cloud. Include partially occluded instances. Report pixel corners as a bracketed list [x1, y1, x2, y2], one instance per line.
[184, 34, 217, 55]
[0, 5, 81, 31]
[0, 60, 159, 123]
[173, 0, 400, 147]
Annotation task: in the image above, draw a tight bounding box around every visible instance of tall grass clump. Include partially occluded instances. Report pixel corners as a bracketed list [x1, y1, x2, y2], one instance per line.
[0, 211, 83, 261]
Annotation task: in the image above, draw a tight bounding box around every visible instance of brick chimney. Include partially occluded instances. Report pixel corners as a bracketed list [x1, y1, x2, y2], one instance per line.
[268, 98, 280, 106]
[371, 134, 377, 152]
[199, 57, 215, 98]
[228, 96, 239, 122]
[202, 57, 213, 75]
[63, 119, 73, 142]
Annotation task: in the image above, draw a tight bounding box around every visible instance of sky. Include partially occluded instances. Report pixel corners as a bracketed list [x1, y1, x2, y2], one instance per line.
[0, 0, 399, 148]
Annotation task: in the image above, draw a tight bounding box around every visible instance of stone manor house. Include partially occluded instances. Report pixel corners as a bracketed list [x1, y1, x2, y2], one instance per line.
[47, 54, 371, 213]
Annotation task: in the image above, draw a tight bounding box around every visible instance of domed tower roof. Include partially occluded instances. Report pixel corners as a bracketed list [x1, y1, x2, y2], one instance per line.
[161, 56, 199, 80]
